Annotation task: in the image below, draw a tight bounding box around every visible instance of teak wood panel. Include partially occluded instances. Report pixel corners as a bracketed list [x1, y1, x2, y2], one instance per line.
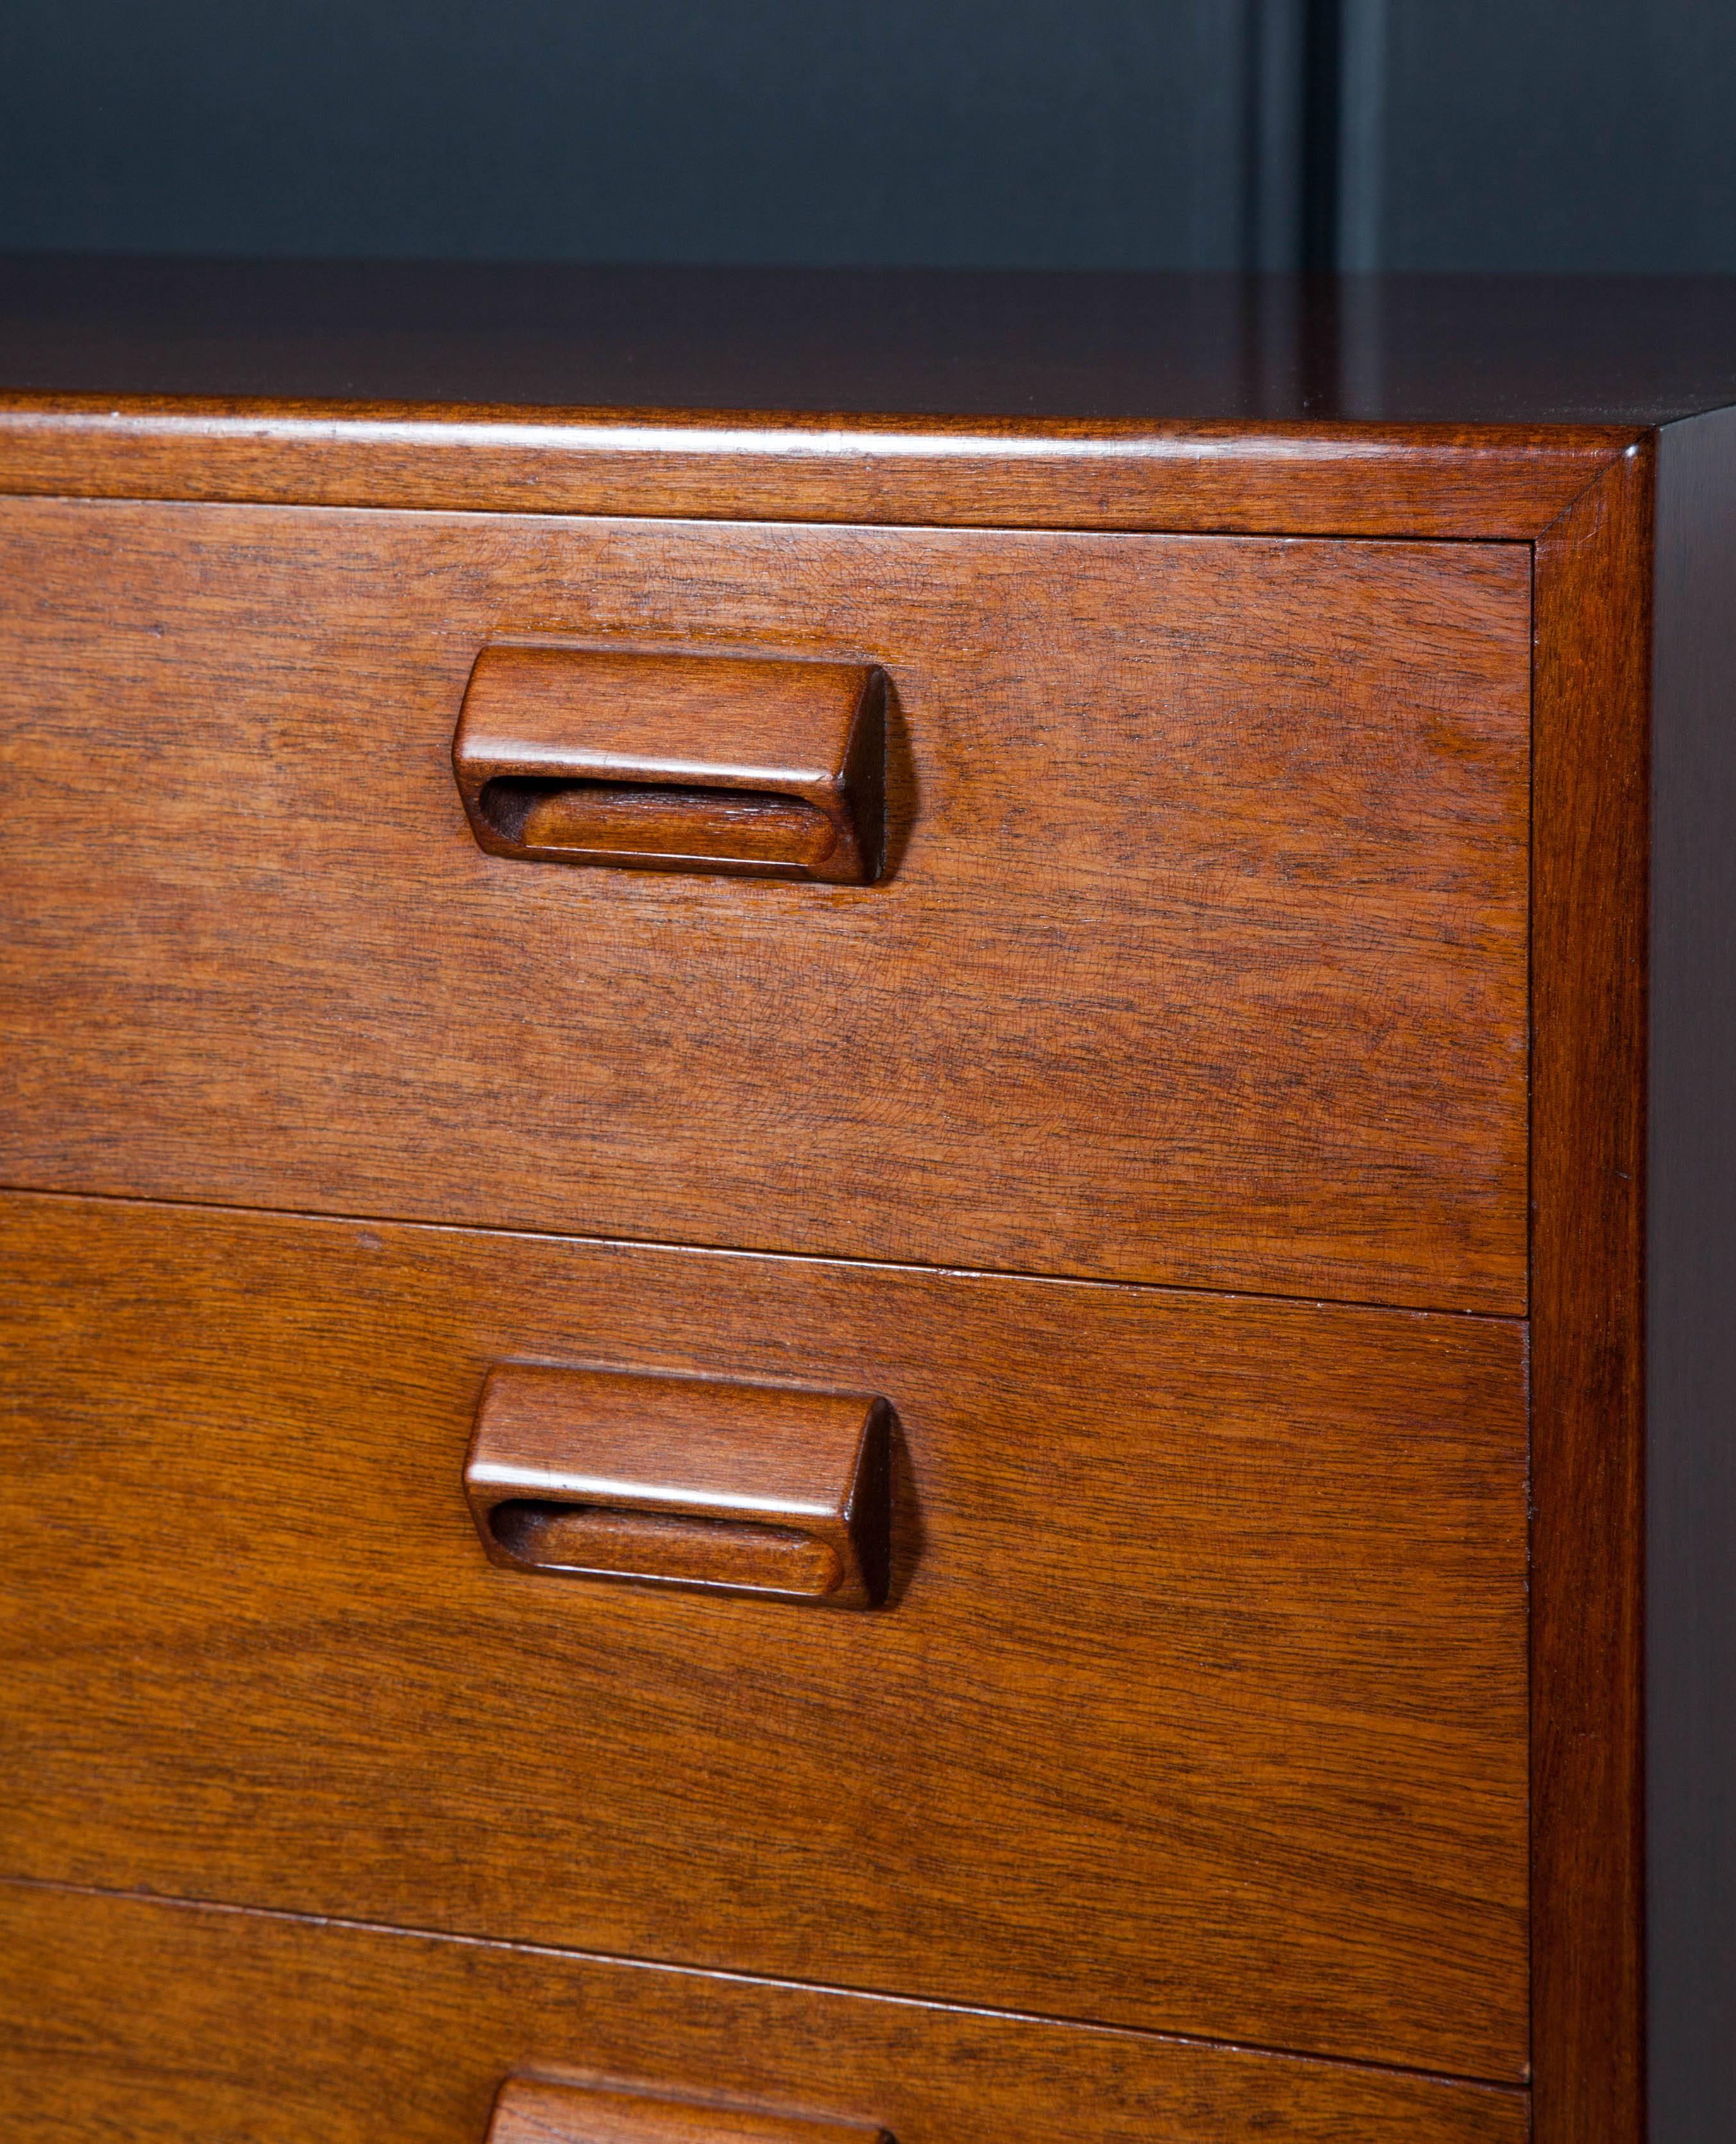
[0, 392, 1632, 539]
[0, 1885, 1530, 2144]
[0, 498, 1531, 1311]
[0, 1191, 1528, 2078]
[1530, 443, 1652, 2143]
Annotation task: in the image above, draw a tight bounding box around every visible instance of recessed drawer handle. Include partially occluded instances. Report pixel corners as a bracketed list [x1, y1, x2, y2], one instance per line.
[486, 1501, 846, 1596]
[453, 646, 888, 883]
[487, 2079, 895, 2144]
[463, 1363, 891, 1607]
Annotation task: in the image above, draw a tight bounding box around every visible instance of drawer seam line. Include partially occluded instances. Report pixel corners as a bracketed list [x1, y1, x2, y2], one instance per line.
[0, 1874, 1530, 2098]
[0, 1179, 1531, 1326]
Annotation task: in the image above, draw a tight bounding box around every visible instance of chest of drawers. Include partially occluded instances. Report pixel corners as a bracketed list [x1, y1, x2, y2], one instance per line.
[0, 263, 1732, 2144]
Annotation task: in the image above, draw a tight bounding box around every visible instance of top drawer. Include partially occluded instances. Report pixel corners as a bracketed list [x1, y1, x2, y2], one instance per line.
[0, 499, 1529, 1309]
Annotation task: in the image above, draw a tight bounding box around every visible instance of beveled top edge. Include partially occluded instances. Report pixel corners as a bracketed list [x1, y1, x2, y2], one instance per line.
[0, 392, 1640, 541]
[0, 386, 1647, 452]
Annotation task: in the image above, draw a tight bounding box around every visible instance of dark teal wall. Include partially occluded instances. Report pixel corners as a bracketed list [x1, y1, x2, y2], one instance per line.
[0, 3, 1251, 267]
[1380, 1, 1736, 270]
[0, 1, 1732, 268]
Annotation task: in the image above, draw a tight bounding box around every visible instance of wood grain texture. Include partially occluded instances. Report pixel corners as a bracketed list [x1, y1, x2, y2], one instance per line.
[0, 1190, 1530, 2077]
[0, 498, 1531, 1311]
[1648, 407, 1736, 2144]
[487, 2078, 891, 2144]
[452, 649, 886, 884]
[463, 1363, 891, 1606]
[0, 1883, 1531, 2144]
[0, 394, 1629, 540]
[1530, 444, 1653, 2144]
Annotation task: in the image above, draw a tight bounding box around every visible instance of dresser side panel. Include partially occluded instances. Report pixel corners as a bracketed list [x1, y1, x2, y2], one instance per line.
[1650, 406, 1736, 2144]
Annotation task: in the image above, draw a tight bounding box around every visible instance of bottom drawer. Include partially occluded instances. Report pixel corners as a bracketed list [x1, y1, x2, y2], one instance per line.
[0, 1882, 1528, 2142]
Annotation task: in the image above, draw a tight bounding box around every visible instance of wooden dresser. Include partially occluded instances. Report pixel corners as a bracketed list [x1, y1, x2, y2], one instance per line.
[1, 264, 1732, 2144]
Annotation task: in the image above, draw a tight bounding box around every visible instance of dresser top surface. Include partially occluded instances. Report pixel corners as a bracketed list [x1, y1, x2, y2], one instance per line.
[3, 256, 1736, 429]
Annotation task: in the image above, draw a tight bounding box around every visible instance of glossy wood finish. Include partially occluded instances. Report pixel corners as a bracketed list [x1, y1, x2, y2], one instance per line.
[4, 257, 1736, 425]
[487, 2079, 891, 2144]
[0, 499, 1531, 1312]
[0, 1190, 1530, 2077]
[0, 394, 1630, 539]
[0, 1882, 1531, 2144]
[463, 1365, 890, 1606]
[1529, 444, 1652, 2144]
[453, 650, 886, 884]
[9, 265, 1736, 2138]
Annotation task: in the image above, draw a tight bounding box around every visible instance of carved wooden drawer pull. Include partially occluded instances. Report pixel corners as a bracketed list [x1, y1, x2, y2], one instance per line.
[463, 1363, 891, 1607]
[487, 2080, 893, 2144]
[453, 646, 888, 882]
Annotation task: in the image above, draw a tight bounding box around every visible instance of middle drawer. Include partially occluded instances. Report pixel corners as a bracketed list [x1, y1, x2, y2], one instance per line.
[0, 1190, 1528, 2081]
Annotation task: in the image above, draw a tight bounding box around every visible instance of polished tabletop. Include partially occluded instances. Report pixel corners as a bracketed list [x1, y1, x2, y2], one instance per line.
[3, 256, 1735, 426]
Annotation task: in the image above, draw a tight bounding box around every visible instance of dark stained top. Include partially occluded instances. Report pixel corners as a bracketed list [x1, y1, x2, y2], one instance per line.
[2, 256, 1735, 428]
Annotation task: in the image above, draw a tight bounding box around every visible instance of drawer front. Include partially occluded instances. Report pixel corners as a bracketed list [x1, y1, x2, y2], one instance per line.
[0, 499, 1529, 1310]
[0, 1192, 1529, 2076]
[0, 1885, 1530, 2144]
